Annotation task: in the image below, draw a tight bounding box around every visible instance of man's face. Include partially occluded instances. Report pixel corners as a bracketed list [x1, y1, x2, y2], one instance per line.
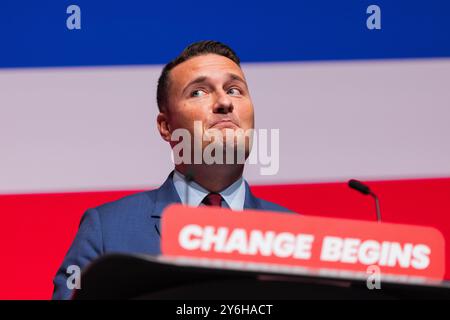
[163, 54, 255, 157]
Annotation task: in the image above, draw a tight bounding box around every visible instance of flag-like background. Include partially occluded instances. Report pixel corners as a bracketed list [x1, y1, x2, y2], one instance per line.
[1, 0, 450, 299]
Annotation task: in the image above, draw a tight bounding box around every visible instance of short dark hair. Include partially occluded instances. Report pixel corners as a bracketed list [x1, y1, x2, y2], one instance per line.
[156, 40, 241, 112]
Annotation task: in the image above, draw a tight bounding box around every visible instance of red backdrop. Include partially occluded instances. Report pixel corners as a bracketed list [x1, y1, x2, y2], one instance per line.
[1, 177, 449, 299]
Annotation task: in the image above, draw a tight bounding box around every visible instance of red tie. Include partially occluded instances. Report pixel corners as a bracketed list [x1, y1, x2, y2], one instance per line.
[202, 193, 223, 207]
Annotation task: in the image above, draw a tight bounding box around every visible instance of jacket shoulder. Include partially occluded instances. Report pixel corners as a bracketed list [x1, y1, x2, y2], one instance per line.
[255, 197, 294, 214]
[93, 189, 158, 222]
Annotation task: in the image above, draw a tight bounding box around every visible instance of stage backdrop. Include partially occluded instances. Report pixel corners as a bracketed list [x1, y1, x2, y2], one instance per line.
[1, 0, 449, 299]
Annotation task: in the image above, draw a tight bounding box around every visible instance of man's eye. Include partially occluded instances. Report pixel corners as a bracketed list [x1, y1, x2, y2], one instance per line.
[191, 89, 206, 97]
[228, 88, 241, 96]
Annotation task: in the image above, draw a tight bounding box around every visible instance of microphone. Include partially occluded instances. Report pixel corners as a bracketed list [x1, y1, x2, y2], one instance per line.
[348, 179, 382, 223]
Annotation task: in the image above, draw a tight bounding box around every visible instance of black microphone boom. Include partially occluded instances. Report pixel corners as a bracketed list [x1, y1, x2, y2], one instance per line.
[348, 179, 382, 223]
[348, 179, 371, 195]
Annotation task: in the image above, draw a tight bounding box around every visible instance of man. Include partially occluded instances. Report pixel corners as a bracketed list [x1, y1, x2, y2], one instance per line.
[52, 40, 291, 299]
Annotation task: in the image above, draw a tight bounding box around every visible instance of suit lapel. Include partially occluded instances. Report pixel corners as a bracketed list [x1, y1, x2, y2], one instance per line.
[150, 171, 182, 237]
[243, 181, 261, 210]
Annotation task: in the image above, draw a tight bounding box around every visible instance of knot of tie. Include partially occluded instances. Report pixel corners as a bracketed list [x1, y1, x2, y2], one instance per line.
[202, 193, 223, 207]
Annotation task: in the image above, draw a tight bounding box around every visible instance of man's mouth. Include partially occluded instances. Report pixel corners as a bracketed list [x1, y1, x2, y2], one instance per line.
[209, 119, 239, 129]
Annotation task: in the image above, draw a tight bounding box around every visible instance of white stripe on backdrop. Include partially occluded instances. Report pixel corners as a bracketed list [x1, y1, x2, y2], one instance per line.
[1, 59, 449, 194]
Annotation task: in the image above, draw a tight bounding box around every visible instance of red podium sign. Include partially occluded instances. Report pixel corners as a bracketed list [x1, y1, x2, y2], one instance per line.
[161, 205, 445, 281]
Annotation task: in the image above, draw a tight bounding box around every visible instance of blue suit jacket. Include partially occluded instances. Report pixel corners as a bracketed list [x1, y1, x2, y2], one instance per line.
[52, 172, 292, 299]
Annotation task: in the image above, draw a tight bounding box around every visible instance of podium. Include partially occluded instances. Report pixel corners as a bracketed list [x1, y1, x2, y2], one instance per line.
[73, 253, 450, 299]
[73, 205, 450, 299]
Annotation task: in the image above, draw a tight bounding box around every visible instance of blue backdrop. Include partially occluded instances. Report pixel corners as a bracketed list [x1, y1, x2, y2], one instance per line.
[1, 0, 449, 68]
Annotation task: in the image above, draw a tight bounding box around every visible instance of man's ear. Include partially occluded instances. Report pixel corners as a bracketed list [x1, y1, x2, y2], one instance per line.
[157, 112, 172, 142]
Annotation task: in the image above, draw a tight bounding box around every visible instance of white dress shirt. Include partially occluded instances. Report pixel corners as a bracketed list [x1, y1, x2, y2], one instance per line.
[172, 170, 246, 210]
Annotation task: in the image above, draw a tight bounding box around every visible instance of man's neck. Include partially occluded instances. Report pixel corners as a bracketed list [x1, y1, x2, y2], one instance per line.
[175, 164, 244, 193]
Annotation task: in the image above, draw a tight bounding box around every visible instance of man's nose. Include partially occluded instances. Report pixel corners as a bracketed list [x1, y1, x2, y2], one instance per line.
[212, 91, 234, 114]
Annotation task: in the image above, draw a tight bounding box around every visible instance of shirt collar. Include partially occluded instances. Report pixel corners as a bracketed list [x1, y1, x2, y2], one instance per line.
[172, 169, 246, 211]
